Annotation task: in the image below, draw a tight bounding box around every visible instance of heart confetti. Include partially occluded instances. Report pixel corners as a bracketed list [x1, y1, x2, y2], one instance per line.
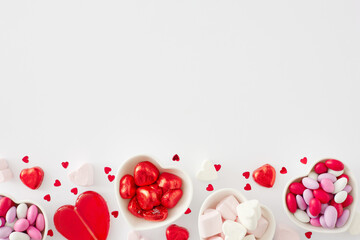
[71, 187, 78, 195]
[172, 154, 180, 161]
[54, 179, 61, 187]
[62, 162, 69, 169]
[280, 167, 287, 174]
[104, 167, 112, 174]
[47, 229, 54, 237]
[242, 171, 250, 179]
[108, 175, 115, 182]
[300, 157, 308, 165]
[111, 211, 119, 218]
[214, 164, 221, 172]
[206, 184, 214, 191]
[22, 156, 29, 163]
[305, 231, 312, 239]
[44, 194, 51, 202]
[244, 183, 252, 191]
[185, 208, 191, 214]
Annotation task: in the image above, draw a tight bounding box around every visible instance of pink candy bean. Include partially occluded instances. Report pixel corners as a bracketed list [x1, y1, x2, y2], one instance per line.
[14, 218, 30, 232]
[5, 206, 16, 223]
[310, 217, 321, 227]
[318, 173, 337, 183]
[27, 205, 38, 225]
[324, 206, 338, 229]
[343, 185, 352, 193]
[336, 209, 350, 228]
[0, 217, 5, 227]
[296, 195, 307, 211]
[302, 177, 319, 190]
[35, 213, 45, 232]
[303, 189, 314, 205]
[320, 178, 335, 193]
[27, 226, 42, 240]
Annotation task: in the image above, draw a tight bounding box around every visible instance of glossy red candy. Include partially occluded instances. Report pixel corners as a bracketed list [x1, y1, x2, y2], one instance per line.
[166, 224, 189, 240]
[309, 198, 321, 216]
[325, 159, 344, 171]
[286, 193, 297, 213]
[54, 191, 110, 240]
[20, 167, 44, 190]
[330, 200, 344, 217]
[0, 197, 14, 217]
[314, 162, 328, 174]
[134, 161, 160, 186]
[136, 186, 162, 210]
[128, 196, 144, 218]
[157, 172, 183, 193]
[143, 205, 168, 221]
[313, 189, 330, 204]
[161, 189, 183, 209]
[338, 174, 349, 181]
[342, 194, 353, 208]
[119, 174, 137, 199]
[252, 164, 276, 188]
[289, 182, 306, 195]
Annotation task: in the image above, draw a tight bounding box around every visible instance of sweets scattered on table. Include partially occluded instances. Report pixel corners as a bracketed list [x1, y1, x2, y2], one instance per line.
[166, 224, 189, 240]
[20, 167, 44, 190]
[286, 159, 353, 229]
[0, 196, 45, 240]
[199, 195, 269, 239]
[0, 159, 13, 183]
[119, 161, 183, 221]
[252, 164, 276, 188]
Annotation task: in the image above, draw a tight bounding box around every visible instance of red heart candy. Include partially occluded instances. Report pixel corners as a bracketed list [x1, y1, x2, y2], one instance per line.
[20, 167, 44, 190]
[143, 205, 168, 221]
[128, 196, 144, 218]
[119, 174, 137, 199]
[252, 164, 276, 188]
[161, 189, 183, 209]
[166, 224, 189, 240]
[133, 161, 160, 186]
[136, 185, 162, 210]
[54, 191, 110, 240]
[157, 172, 182, 193]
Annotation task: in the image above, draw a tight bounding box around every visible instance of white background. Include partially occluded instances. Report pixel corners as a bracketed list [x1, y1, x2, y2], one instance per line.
[1, 1, 360, 239]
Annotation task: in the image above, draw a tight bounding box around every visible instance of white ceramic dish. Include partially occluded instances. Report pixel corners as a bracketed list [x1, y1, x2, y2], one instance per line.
[283, 158, 360, 234]
[0, 193, 48, 240]
[198, 188, 276, 240]
[114, 155, 193, 230]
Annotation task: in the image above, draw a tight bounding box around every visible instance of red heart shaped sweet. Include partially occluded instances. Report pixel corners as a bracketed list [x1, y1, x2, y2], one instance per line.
[134, 161, 160, 186]
[20, 167, 44, 190]
[54, 191, 110, 240]
[252, 164, 276, 188]
[166, 224, 189, 240]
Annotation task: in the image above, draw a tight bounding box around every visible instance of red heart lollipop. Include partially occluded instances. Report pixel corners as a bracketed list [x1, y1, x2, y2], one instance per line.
[166, 224, 189, 240]
[54, 191, 110, 240]
[252, 164, 276, 188]
[134, 161, 160, 186]
[20, 167, 44, 190]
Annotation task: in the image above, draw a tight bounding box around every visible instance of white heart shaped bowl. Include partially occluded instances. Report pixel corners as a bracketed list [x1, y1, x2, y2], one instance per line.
[0, 193, 49, 240]
[114, 155, 193, 230]
[283, 158, 359, 234]
[198, 188, 276, 240]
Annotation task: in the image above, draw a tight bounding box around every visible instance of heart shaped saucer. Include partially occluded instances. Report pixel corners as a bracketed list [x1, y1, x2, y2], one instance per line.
[283, 158, 359, 234]
[0, 193, 49, 240]
[198, 188, 276, 240]
[114, 155, 193, 230]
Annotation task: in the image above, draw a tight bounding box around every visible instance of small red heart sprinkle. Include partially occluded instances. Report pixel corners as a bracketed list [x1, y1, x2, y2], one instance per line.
[206, 184, 214, 191]
[244, 183, 252, 191]
[172, 154, 180, 161]
[71, 187, 78, 195]
[61, 162, 69, 169]
[280, 167, 287, 174]
[300, 157, 308, 164]
[214, 164, 221, 171]
[104, 167, 112, 174]
[54, 179, 61, 187]
[184, 208, 191, 214]
[108, 175, 115, 182]
[22, 156, 29, 163]
[44, 194, 51, 202]
[111, 211, 119, 218]
[47, 229, 54, 236]
[242, 171, 250, 179]
[305, 231, 312, 239]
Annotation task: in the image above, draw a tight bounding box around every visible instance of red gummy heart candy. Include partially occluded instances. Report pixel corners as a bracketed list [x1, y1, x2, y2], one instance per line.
[54, 191, 110, 240]
[252, 164, 276, 188]
[166, 224, 189, 240]
[20, 167, 44, 190]
[134, 161, 160, 186]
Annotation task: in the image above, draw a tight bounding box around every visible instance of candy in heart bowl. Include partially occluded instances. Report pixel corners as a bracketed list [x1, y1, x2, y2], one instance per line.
[114, 155, 193, 230]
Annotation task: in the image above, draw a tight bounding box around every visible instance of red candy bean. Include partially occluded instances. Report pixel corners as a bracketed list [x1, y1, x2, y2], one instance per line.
[289, 182, 306, 195]
[342, 194, 353, 208]
[309, 198, 322, 216]
[338, 174, 349, 182]
[314, 162, 328, 174]
[330, 200, 344, 217]
[313, 189, 330, 204]
[0, 197, 14, 217]
[325, 159, 344, 171]
[286, 193, 297, 213]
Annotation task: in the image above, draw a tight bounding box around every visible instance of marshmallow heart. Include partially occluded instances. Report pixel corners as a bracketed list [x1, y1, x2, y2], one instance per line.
[0, 158, 13, 183]
[196, 160, 218, 181]
[222, 220, 247, 240]
[236, 200, 261, 231]
[68, 163, 94, 187]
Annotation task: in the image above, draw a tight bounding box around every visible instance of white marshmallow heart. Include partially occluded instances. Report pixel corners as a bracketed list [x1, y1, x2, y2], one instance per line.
[196, 160, 218, 181]
[236, 200, 261, 231]
[222, 220, 247, 240]
[0, 158, 13, 183]
[68, 163, 94, 186]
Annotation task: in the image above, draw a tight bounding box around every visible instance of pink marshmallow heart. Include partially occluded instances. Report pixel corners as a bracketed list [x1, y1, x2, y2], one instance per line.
[68, 163, 94, 186]
[199, 209, 223, 238]
[216, 195, 240, 221]
[248, 216, 269, 238]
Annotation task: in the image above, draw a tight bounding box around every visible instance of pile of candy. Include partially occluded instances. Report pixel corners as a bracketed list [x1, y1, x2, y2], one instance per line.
[199, 195, 269, 240]
[0, 196, 45, 240]
[119, 161, 183, 221]
[286, 159, 354, 228]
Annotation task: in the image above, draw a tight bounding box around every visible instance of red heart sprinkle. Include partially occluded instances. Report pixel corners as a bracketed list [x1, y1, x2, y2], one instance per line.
[47, 229, 54, 236]
[206, 184, 214, 191]
[242, 171, 250, 179]
[280, 167, 287, 174]
[71, 188, 78, 195]
[214, 164, 221, 171]
[108, 175, 115, 182]
[22, 156, 29, 163]
[172, 154, 180, 161]
[62, 162, 69, 169]
[54, 179, 61, 187]
[300, 157, 308, 164]
[305, 231, 312, 239]
[44, 194, 51, 202]
[184, 208, 191, 214]
[111, 211, 119, 218]
[104, 167, 112, 174]
[244, 183, 252, 191]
